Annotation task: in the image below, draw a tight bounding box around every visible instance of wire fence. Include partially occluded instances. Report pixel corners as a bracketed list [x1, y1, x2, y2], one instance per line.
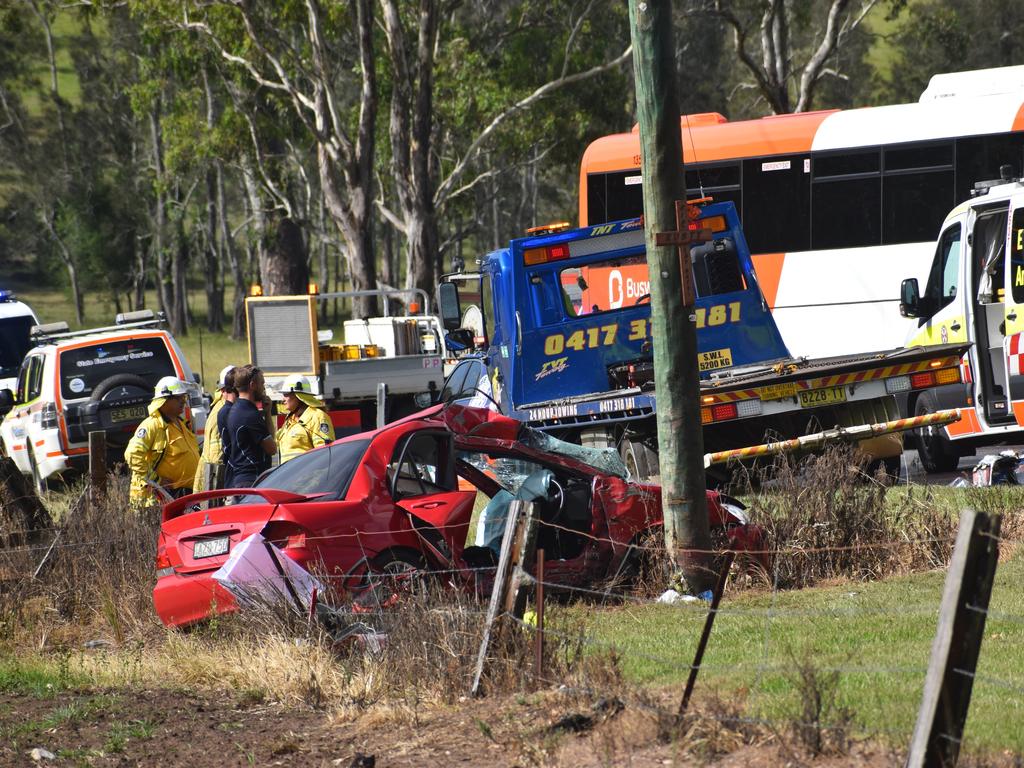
[2, 476, 1022, 762]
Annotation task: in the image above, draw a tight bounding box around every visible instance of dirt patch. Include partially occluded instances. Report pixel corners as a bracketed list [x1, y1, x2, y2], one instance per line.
[0, 684, 933, 767]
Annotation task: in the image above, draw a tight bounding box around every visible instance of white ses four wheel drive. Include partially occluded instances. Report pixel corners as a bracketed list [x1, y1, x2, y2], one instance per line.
[901, 166, 1024, 472]
[0, 311, 207, 492]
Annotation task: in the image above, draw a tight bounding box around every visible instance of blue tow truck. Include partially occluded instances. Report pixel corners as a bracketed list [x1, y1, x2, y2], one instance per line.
[436, 200, 968, 478]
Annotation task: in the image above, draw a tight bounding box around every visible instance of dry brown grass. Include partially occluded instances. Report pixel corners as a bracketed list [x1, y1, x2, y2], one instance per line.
[730, 444, 959, 589]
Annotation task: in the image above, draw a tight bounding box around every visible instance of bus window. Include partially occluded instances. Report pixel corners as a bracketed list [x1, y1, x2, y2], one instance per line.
[812, 149, 881, 250]
[883, 171, 954, 245]
[883, 142, 954, 245]
[922, 224, 961, 314]
[956, 133, 1024, 204]
[587, 170, 644, 225]
[741, 155, 810, 253]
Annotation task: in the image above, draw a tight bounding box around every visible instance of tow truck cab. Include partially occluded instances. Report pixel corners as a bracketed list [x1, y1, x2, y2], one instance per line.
[900, 168, 1024, 471]
[441, 201, 791, 413]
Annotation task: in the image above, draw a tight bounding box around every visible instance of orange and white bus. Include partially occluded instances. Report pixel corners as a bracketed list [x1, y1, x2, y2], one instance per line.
[579, 65, 1024, 359]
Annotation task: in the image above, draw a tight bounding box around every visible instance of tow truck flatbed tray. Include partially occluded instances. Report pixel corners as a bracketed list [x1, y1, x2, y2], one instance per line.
[515, 343, 969, 426]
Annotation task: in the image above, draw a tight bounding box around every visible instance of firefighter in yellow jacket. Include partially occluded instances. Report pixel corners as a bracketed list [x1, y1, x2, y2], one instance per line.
[125, 377, 200, 505]
[275, 375, 334, 464]
[192, 365, 235, 492]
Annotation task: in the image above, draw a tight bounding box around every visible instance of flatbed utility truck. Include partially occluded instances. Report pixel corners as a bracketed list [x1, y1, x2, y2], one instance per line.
[245, 288, 448, 434]
[437, 200, 968, 479]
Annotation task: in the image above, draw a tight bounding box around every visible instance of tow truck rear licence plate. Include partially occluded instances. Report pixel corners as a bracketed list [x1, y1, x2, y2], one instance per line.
[193, 537, 229, 559]
[798, 386, 847, 408]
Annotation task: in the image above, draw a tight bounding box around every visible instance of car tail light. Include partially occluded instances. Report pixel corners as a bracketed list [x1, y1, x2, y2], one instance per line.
[155, 549, 174, 578]
[40, 403, 58, 429]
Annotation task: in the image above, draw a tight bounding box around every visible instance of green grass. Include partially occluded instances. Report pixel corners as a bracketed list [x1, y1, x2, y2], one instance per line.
[0, 657, 89, 698]
[574, 548, 1024, 752]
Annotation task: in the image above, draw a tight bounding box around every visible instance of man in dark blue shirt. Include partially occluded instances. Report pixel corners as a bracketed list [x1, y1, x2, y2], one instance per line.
[217, 380, 237, 488]
[225, 365, 276, 489]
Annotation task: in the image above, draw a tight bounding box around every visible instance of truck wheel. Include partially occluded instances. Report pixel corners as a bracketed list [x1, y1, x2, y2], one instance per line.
[914, 394, 960, 473]
[620, 438, 659, 482]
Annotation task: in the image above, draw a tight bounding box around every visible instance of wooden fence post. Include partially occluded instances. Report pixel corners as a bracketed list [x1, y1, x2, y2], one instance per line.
[534, 549, 545, 683]
[907, 509, 1002, 768]
[88, 431, 106, 509]
[471, 500, 538, 696]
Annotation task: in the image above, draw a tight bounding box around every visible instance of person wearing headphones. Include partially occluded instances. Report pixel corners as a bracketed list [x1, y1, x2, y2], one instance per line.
[276, 375, 335, 464]
[125, 376, 201, 505]
[192, 365, 235, 493]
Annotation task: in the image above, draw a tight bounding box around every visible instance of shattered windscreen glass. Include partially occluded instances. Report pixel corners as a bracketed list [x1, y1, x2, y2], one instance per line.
[517, 427, 628, 478]
[459, 452, 546, 495]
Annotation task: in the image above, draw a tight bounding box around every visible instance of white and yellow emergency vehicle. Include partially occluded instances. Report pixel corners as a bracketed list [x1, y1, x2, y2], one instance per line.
[0, 311, 207, 493]
[901, 166, 1024, 471]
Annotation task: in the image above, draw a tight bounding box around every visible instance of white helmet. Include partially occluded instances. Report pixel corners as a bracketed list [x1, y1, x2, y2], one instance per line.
[154, 376, 191, 398]
[279, 374, 324, 408]
[280, 374, 314, 395]
[217, 365, 236, 389]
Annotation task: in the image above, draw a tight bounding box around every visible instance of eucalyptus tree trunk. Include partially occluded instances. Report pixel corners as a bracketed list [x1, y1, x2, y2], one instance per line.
[149, 106, 172, 322]
[202, 69, 223, 332]
[219, 163, 245, 340]
[260, 214, 309, 295]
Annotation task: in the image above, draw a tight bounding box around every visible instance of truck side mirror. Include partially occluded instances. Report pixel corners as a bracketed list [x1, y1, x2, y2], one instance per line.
[900, 278, 921, 318]
[438, 282, 462, 332]
[0, 388, 12, 417]
[445, 328, 474, 351]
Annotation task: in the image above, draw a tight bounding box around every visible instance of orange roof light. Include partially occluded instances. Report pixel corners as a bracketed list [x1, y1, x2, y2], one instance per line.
[249, 283, 263, 297]
[526, 221, 571, 236]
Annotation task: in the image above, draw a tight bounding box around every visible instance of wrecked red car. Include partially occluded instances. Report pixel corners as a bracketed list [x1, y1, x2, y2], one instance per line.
[153, 405, 765, 627]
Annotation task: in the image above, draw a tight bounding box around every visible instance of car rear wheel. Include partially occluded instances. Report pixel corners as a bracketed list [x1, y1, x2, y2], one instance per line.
[367, 548, 429, 598]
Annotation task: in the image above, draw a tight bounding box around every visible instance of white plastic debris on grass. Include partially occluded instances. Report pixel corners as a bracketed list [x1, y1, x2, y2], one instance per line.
[212, 532, 322, 614]
[657, 589, 700, 604]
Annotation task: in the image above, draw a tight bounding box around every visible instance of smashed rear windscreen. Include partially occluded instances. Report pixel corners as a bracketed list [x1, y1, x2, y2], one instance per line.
[518, 427, 628, 478]
[59, 337, 176, 399]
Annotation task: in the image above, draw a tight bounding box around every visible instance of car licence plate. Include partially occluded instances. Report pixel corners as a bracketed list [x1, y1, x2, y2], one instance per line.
[110, 405, 147, 423]
[193, 536, 229, 560]
[798, 386, 847, 408]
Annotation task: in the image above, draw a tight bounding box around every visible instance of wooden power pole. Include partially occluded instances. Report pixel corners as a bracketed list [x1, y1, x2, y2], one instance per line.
[628, 0, 713, 592]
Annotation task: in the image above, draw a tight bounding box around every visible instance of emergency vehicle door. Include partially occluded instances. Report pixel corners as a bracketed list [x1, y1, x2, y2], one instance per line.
[1002, 200, 1024, 426]
[911, 223, 966, 349]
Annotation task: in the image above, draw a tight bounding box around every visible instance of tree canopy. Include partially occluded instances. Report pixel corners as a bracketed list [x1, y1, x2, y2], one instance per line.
[0, 0, 1019, 334]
